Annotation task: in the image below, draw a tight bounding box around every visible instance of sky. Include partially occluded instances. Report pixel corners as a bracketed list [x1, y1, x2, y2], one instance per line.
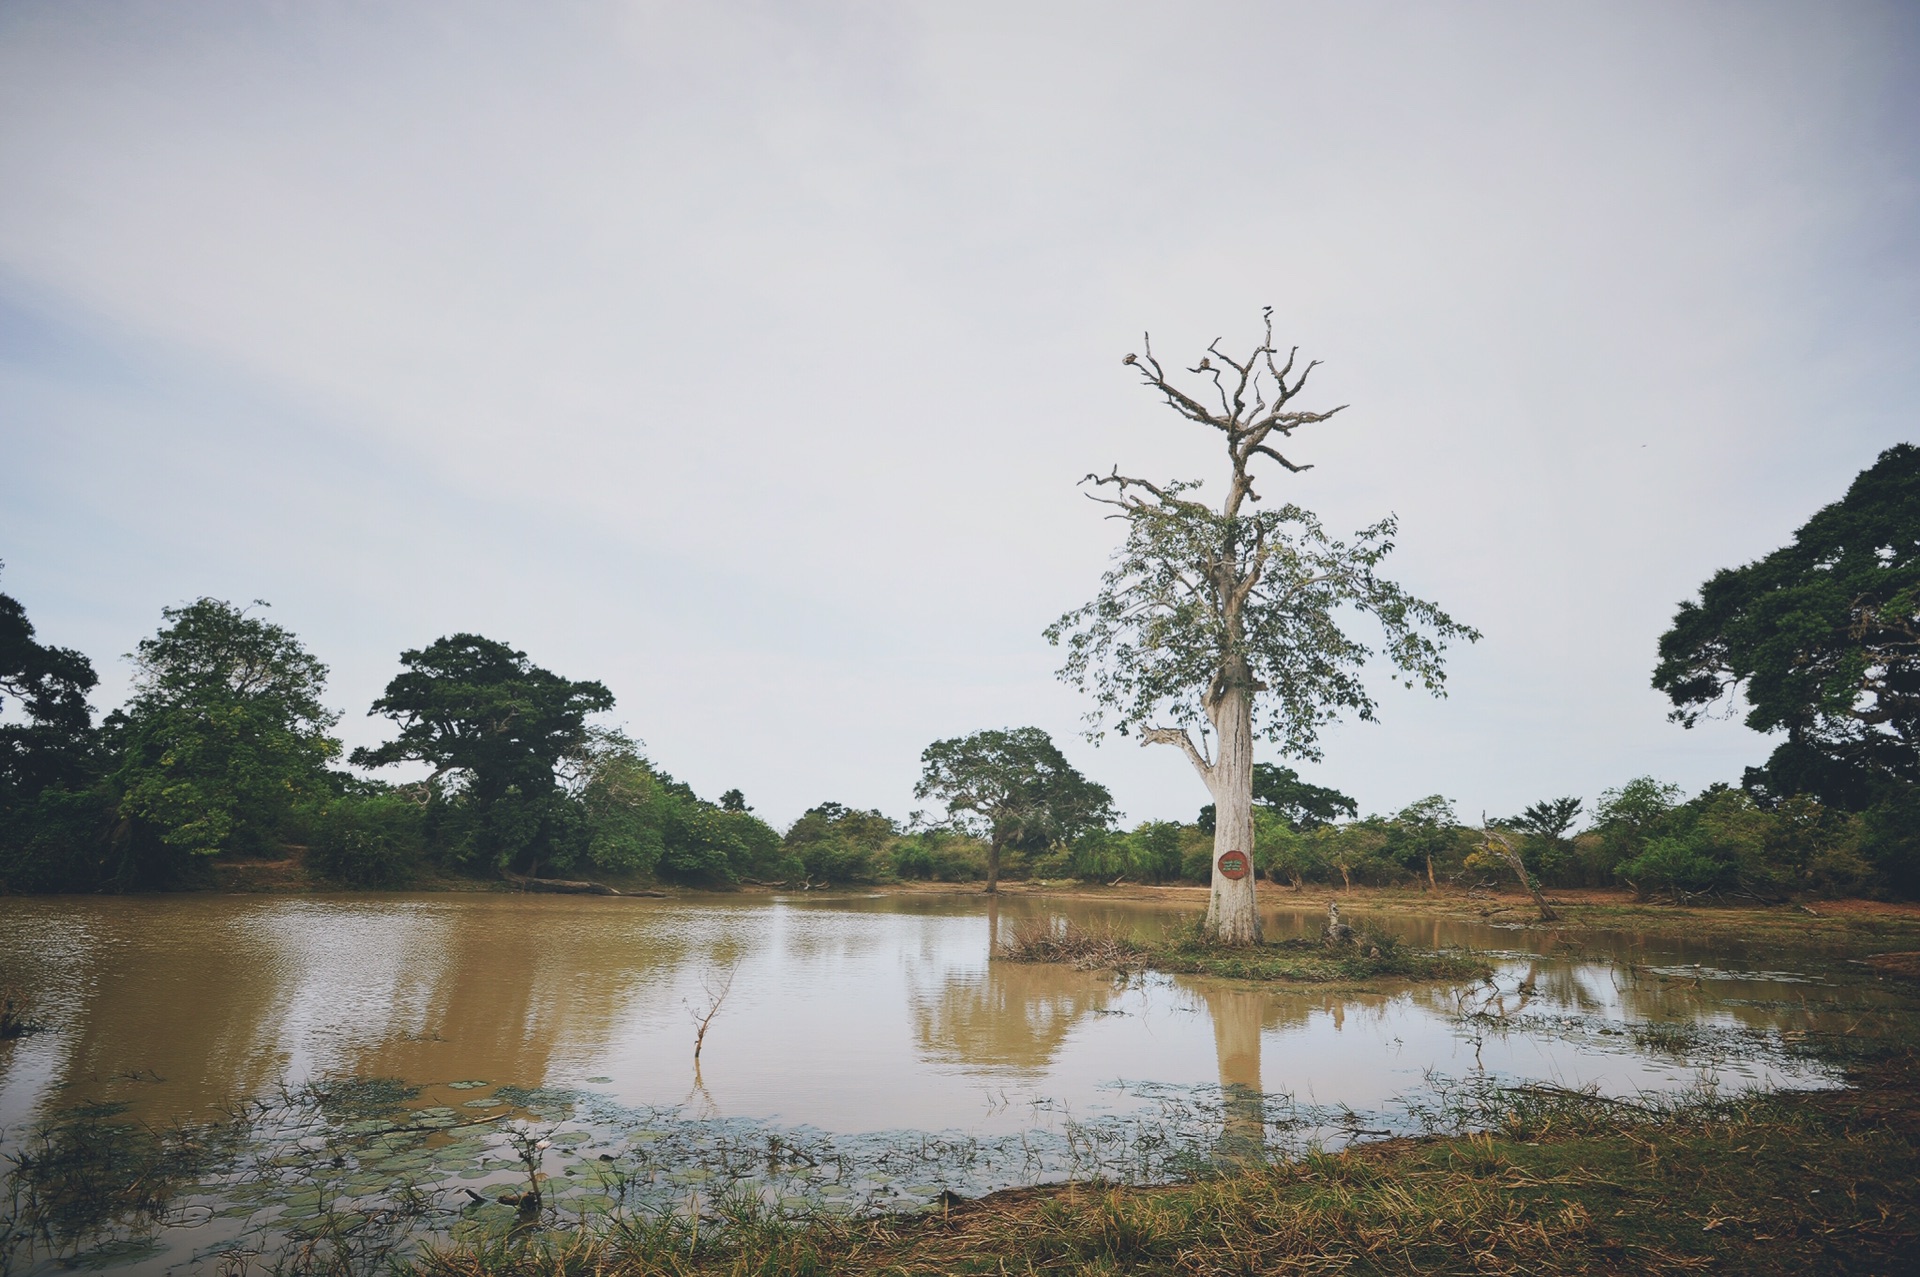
[2, 1, 1916, 831]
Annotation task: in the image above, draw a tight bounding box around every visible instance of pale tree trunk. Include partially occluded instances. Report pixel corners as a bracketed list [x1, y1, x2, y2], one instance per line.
[1204, 684, 1262, 945]
[985, 835, 1003, 894]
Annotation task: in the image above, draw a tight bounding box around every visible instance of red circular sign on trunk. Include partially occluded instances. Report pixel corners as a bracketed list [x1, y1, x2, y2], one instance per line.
[1216, 849, 1250, 880]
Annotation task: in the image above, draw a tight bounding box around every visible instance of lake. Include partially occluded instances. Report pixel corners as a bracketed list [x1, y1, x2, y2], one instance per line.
[0, 889, 1898, 1272]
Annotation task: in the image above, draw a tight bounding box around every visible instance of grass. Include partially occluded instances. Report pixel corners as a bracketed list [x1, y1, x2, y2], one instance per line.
[1265, 884, 1920, 955]
[395, 1038, 1920, 1275]
[998, 916, 1490, 986]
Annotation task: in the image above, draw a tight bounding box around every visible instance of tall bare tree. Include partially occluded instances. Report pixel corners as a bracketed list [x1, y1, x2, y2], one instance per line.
[1048, 311, 1478, 943]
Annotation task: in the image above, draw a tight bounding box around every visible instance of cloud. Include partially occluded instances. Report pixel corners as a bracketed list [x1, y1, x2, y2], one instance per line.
[2, 0, 1916, 824]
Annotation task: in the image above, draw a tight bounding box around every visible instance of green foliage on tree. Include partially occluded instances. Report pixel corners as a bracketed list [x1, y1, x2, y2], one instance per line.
[351, 634, 613, 874]
[1252, 809, 1327, 890]
[1049, 497, 1474, 761]
[1, 570, 99, 795]
[1046, 313, 1476, 942]
[1385, 795, 1464, 886]
[565, 728, 670, 876]
[782, 802, 897, 884]
[1592, 777, 1684, 881]
[308, 786, 427, 887]
[0, 571, 108, 891]
[915, 727, 1116, 893]
[1500, 796, 1584, 878]
[1655, 444, 1920, 809]
[1199, 762, 1356, 834]
[890, 828, 988, 882]
[110, 599, 340, 880]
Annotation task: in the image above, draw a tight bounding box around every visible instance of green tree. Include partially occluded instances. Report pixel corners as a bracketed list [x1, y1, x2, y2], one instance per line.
[1387, 795, 1461, 888]
[915, 727, 1116, 893]
[1047, 312, 1477, 942]
[1127, 819, 1187, 883]
[0, 572, 107, 890]
[111, 599, 340, 876]
[1254, 810, 1329, 890]
[1198, 762, 1357, 834]
[351, 634, 613, 875]
[1593, 777, 1683, 897]
[567, 728, 669, 877]
[309, 787, 427, 887]
[1, 570, 99, 794]
[1502, 796, 1584, 879]
[665, 803, 783, 884]
[1655, 444, 1920, 809]
[782, 801, 897, 884]
[1321, 818, 1392, 891]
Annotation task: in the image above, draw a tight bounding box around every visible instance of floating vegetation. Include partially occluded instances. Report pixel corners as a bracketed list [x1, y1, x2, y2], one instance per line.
[0, 1101, 236, 1272]
[0, 1075, 1310, 1273]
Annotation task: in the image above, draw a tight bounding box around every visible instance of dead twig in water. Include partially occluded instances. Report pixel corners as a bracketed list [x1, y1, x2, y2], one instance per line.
[688, 963, 738, 1063]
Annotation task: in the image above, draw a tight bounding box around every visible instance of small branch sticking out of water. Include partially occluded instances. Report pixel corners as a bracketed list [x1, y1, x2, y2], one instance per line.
[689, 963, 738, 1063]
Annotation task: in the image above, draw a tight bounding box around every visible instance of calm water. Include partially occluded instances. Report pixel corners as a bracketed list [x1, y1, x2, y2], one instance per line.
[0, 890, 1902, 1271]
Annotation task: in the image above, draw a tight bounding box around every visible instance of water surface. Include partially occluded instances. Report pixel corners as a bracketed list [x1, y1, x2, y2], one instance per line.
[0, 890, 1898, 1271]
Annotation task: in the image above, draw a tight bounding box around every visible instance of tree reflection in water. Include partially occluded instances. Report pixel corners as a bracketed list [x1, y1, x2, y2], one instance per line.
[1197, 983, 1267, 1166]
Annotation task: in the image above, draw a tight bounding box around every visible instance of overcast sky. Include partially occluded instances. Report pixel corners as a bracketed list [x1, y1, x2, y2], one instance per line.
[2, 1, 1915, 830]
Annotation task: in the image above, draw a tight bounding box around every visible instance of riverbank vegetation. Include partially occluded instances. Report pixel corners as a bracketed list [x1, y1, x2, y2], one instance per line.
[999, 916, 1487, 985]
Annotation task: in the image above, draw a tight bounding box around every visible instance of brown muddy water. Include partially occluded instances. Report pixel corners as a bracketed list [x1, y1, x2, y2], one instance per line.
[0, 891, 1905, 1273]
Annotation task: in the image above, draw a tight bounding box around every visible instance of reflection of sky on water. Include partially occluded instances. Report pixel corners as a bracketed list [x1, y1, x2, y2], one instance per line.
[0, 892, 1887, 1145]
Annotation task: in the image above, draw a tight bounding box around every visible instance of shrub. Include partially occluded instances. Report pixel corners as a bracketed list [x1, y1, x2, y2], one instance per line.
[309, 793, 426, 887]
[891, 830, 985, 881]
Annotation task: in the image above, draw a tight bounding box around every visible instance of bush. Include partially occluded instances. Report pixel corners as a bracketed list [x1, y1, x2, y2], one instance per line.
[1861, 788, 1920, 897]
[1617, 835, 1729, 903]
[309, 793, 426, 887]
[1129, 821, 1186, 883]
[0, 784, 113, 892]
[782, 802, 897, 884]
[891, 830, 985, 881]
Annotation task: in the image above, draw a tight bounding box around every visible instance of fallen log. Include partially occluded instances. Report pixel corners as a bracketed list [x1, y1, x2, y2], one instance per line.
[508, 875, 663, 897]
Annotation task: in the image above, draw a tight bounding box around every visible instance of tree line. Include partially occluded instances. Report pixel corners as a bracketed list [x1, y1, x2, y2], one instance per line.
[2, 317, 1913, 903]
[0, 578, 1911, 900]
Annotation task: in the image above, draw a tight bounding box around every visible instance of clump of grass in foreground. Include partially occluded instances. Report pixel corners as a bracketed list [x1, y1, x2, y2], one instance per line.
[999, 917, 1488, 985]
[398, 1057, 1920, 1276]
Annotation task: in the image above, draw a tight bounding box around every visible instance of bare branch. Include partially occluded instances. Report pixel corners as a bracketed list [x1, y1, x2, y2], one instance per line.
[1248, 442, 1311, 473]
[1084, 468, 1214, 518]
[1141, 726, 1214, 782]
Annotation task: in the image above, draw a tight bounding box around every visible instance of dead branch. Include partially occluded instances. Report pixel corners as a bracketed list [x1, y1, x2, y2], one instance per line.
[1479, 821, 1558, 922]
[688, 961, 738, 1062]
[1140, 726, 1214, 782]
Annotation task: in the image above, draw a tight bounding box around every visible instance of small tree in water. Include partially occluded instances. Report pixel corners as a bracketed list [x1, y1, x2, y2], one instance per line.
[1047, 311, 1478, 944]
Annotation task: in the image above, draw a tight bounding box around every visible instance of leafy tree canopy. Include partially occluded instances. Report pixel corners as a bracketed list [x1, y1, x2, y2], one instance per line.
[351, 633, 614, 803]
[1253, 763, 1358, 830]
[1506, 796, 1584, 843]
[1655, 443, 1920, 807]
[1199, 762, 1356, 833]
[916, 727, 1116, 891]
[114, 599, 340, 860]
[1049, 499, 1475, 760]
[0, 569, 99, 793]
